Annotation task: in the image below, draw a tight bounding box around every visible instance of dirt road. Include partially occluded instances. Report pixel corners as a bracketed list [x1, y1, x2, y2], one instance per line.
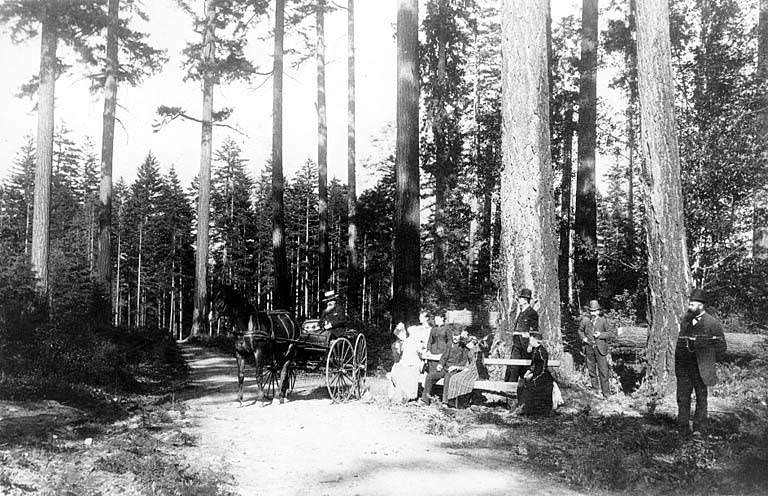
[180, 345, 581, 496]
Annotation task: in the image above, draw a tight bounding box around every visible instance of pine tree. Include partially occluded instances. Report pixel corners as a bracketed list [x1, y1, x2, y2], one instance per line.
[394, 0, 421, 326]
[500, 0, 562, 360]
[574, 0, 599, 303]
[636, 0, 691, 395]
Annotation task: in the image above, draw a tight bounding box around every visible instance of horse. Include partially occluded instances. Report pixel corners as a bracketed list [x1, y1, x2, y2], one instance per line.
[211, 285, 299, 405]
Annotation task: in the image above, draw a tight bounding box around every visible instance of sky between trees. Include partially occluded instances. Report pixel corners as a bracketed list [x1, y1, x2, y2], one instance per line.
[0, 0, 614, 191]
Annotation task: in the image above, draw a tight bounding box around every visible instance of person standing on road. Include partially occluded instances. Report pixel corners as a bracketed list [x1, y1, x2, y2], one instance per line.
[577, 300, 616, 398]
[675, 289, 727, 435]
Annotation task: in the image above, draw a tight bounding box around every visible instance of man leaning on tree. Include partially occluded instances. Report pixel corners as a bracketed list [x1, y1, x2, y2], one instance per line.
[504, 288, 539, 383]
[675, 289, 727, 436]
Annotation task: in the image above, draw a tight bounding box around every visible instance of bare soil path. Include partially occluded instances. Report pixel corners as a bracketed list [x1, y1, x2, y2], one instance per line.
[179, 345, 582, 496]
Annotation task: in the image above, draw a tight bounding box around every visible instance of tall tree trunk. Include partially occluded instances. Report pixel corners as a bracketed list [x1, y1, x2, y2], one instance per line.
[432, 0, 448, 289]
[626, 0, 638, 260]
[272, 0, 290, 310]
[346, 0, 359, 316]
[558, 105, 575, 306]
[114, 229, 121, 325]
[30, 7, 58, 294]
[137, 221, 143, 326]
[755, 0, 768, 259]
[574, 0, 599, 301]
[636, 0, 692, 396]
[500, 0, 563, 361]
[191, 0, 215, 336]
[317, 0, 329, 296]
[96, 0, 119, 322]
[394, 0, 421, 326]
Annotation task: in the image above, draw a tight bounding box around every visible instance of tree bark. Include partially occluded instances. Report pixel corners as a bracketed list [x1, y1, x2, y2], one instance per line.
[346, 0, 359, 316]
[30, 7, 58, 294]
[558, 105, 575, 307]
[574, 0, 599, 301]
[191, 0, 215, 336]
[636, 0, 692, 396]
[272, 0, 290, 310]
[431, 0, 448, 288]
[394, 0, 421, 326]
[317, 0, 329, 296]
[96, 0, 119, 322]
[754, 0, 768, 259]
[500, 0, 562, 361]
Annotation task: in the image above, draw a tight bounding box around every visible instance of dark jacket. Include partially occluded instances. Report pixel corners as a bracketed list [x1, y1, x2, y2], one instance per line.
[428, 325, 451, 355]
[577, 315, 617, 356]
[439, 342, 470, 369]
[675, 312, 727, 386]
[511, 306, 539, 351]
[322, 305, 346, 330]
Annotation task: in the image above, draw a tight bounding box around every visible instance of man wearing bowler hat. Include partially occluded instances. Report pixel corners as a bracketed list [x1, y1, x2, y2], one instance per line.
[577, 299, 616, 398]
[321, 290, 347, 337]
[675, 289, 727, 435]
[505, 288, 539, 383]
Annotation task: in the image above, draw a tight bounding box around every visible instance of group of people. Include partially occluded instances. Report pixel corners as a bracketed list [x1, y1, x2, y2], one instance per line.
[387, 311, 480, 406]
[380, 283, 727, 433]
[386, 288, 559, 414]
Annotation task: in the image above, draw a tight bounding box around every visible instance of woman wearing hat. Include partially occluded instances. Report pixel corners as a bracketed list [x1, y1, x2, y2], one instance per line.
[387, 322, 423, 403]
[577, 300, 616, 398]
[515, 333, 555, 415]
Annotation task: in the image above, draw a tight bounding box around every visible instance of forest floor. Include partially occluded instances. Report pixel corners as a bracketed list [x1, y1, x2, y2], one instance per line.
[2, 341, 766, 495]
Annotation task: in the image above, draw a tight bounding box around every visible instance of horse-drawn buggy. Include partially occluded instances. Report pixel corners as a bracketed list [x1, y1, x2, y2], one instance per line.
[212, 286, 367, 404]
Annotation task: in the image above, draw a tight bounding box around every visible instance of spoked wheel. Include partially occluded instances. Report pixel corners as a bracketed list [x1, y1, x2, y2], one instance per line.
[258, 350, 296, 400]
[258, 350, 280, 400]
[326, 338, 355, 403]
[353, 334, 368, 399]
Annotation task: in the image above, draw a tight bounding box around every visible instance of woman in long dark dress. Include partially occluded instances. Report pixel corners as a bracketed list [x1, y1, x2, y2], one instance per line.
[516, 335, 554, 415]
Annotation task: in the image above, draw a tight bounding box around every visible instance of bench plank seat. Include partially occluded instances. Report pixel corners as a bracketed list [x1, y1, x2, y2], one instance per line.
[418, 376, 518, 394]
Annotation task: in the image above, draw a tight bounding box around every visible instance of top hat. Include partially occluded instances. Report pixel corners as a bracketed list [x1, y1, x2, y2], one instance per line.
[587, 300, 601, 311]
[322, 290, 337, 302]
[518, 288, 533, 300]
[689, 288, 708, 305]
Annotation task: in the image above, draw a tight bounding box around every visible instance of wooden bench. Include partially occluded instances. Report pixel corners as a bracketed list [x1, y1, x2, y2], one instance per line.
[419, 356, 560, 396]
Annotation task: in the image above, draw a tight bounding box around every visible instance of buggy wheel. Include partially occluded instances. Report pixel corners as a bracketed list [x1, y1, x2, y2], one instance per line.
[353, 334, 368, 399]
[326, 338, 354, 403]
[258, 349, 280, 400]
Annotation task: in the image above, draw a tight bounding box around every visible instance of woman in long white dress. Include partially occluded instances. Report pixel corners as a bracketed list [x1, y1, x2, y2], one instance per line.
[387, 323, 425, 403]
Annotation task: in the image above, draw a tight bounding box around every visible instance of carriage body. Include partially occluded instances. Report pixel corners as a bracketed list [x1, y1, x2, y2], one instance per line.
[252, 314, 367, 403]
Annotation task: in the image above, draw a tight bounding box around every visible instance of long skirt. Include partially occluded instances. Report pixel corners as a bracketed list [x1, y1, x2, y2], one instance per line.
[516, 370, 554, 415]
[444, 366, 479, 402]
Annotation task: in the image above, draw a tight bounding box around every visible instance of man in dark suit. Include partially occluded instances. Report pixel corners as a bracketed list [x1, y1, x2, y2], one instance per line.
[321, 290, 346, 338]
[577, 300, 616, 398]
[675, 289, 727, 435]
[505, 288, 539, 382]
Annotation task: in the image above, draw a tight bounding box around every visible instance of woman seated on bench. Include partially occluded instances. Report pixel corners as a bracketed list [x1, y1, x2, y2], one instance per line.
[515, 334, 554, 415]
[443, 336, 482, 408]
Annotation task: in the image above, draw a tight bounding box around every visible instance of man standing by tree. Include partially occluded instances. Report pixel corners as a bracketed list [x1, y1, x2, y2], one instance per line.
[675, 289, 726, 435]
[577, 299, 616, 398]
[505, 288, 538, 383]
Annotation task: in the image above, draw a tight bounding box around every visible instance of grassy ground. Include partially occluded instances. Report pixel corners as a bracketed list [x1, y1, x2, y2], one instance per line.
[391, 350, 768, 495]
[0, 329, 235, 496]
